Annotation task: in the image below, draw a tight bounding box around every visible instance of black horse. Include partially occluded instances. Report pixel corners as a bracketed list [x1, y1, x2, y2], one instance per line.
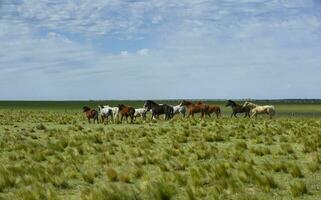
[226, 100, 250, 118]
[143, 100, 174, 120]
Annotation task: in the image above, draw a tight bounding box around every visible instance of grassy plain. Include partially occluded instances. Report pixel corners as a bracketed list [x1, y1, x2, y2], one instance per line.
[0, 100, 321, 199]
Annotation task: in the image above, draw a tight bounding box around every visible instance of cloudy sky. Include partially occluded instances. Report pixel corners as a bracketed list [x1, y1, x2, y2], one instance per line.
[1, 0, 321, 100]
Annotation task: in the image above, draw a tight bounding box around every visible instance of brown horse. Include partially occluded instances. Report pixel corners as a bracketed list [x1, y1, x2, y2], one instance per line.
[226, 100, 250, 118]
[180, 100, 208, 118]
[205, 105, 221, 118]
[118, 104, 135, 123]
[83, 106, 99, 123]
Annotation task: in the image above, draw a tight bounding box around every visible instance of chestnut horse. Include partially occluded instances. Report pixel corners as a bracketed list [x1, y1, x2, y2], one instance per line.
[180, 100, 208, 118]
[118, 104, 135, 123]
[83, 106, 99, 123]
[206, 105, 221, 118]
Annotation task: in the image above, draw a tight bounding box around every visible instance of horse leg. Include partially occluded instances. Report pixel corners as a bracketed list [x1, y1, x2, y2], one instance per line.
[251, 112, 257, 118]
[120, 114, 124, 123]
[268, 110, 274, 119]
[250, 112, 255, 118]
[113, 113, 119, 123]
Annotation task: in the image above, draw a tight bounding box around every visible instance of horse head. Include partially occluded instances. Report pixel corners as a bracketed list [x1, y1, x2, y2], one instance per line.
[226, 100, 236, 107]
[83, 106, 90, 112]
[98, 105, 103, 111]
[144, 100, 158, 110]
[180, 100, 191, 106]
[143, 100, 151, 109]
[118, 104, 125, 110]
[243, 102, 256, 109]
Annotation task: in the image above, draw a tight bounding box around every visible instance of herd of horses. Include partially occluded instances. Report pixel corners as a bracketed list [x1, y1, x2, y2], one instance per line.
[83, 100, 276, 124]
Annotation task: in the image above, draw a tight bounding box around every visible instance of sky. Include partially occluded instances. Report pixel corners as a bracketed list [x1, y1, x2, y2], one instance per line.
[0, 0, 321, 100]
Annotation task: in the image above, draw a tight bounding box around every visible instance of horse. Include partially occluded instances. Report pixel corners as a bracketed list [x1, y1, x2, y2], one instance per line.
[99, 105, 119, 122]
[205, 105, 221, 118]
[98, 105, 113, 123]
[226, 100, 250, 118]
[118, 104, 135, 123]
[180, 100, 208, 118]
[83, 106, 99, 123]
[172, 104, 187, 117]
[242, 102, 275, 119]
[143, 100, 173, 120]
[134, 107, 149, 120]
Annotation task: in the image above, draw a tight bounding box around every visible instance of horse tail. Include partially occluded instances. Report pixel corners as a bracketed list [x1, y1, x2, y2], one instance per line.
[93, 110, 99, 123]
[218, 107, 221, 117]
[270, 106, 276, 118]
[171, 107, 174, 118]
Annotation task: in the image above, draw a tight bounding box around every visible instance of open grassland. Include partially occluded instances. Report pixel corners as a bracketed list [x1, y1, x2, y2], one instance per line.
[0, 101, 321, 199]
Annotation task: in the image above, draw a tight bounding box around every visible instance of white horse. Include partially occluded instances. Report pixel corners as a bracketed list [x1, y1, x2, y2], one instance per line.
[134, 107, 148, 120]
[99, 105, 119, 122]
[172, 104, 187, 117]
[242, 102, 275, 119]
[98, 105, 113, 123]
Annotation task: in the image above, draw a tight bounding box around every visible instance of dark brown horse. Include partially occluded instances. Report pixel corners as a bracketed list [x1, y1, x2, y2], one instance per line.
[118, 104, 135, 123]
[143, 100, 173, 120]
[83, 106, 99, 123]
[226, 100, 250, 118]
[180, 100, 208, 118]
[205, 105, 221, 118]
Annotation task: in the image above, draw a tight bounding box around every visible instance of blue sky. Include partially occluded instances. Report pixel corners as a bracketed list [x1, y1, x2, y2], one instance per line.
[0, 0, 321, 100]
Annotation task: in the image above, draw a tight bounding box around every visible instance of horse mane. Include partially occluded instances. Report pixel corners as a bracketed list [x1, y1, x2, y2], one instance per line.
[243, 101, 258, 108]
[146, 100, 157, 105]
[181, 100, 193, 105]
[228, 100, 237, 106]
[83, 106, 90, 112]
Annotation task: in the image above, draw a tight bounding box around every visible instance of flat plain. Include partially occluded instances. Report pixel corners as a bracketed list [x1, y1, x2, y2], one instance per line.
[0, 100, 321, 200]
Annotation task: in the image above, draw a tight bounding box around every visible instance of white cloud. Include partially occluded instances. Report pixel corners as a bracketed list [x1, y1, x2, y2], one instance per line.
[152, 16, 163, 24]
[120, 51, 128, 56]
[137, 48, 149, 55]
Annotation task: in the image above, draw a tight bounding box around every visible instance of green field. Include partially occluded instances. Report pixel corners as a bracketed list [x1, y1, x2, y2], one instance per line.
[1, 101, 321, 199]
